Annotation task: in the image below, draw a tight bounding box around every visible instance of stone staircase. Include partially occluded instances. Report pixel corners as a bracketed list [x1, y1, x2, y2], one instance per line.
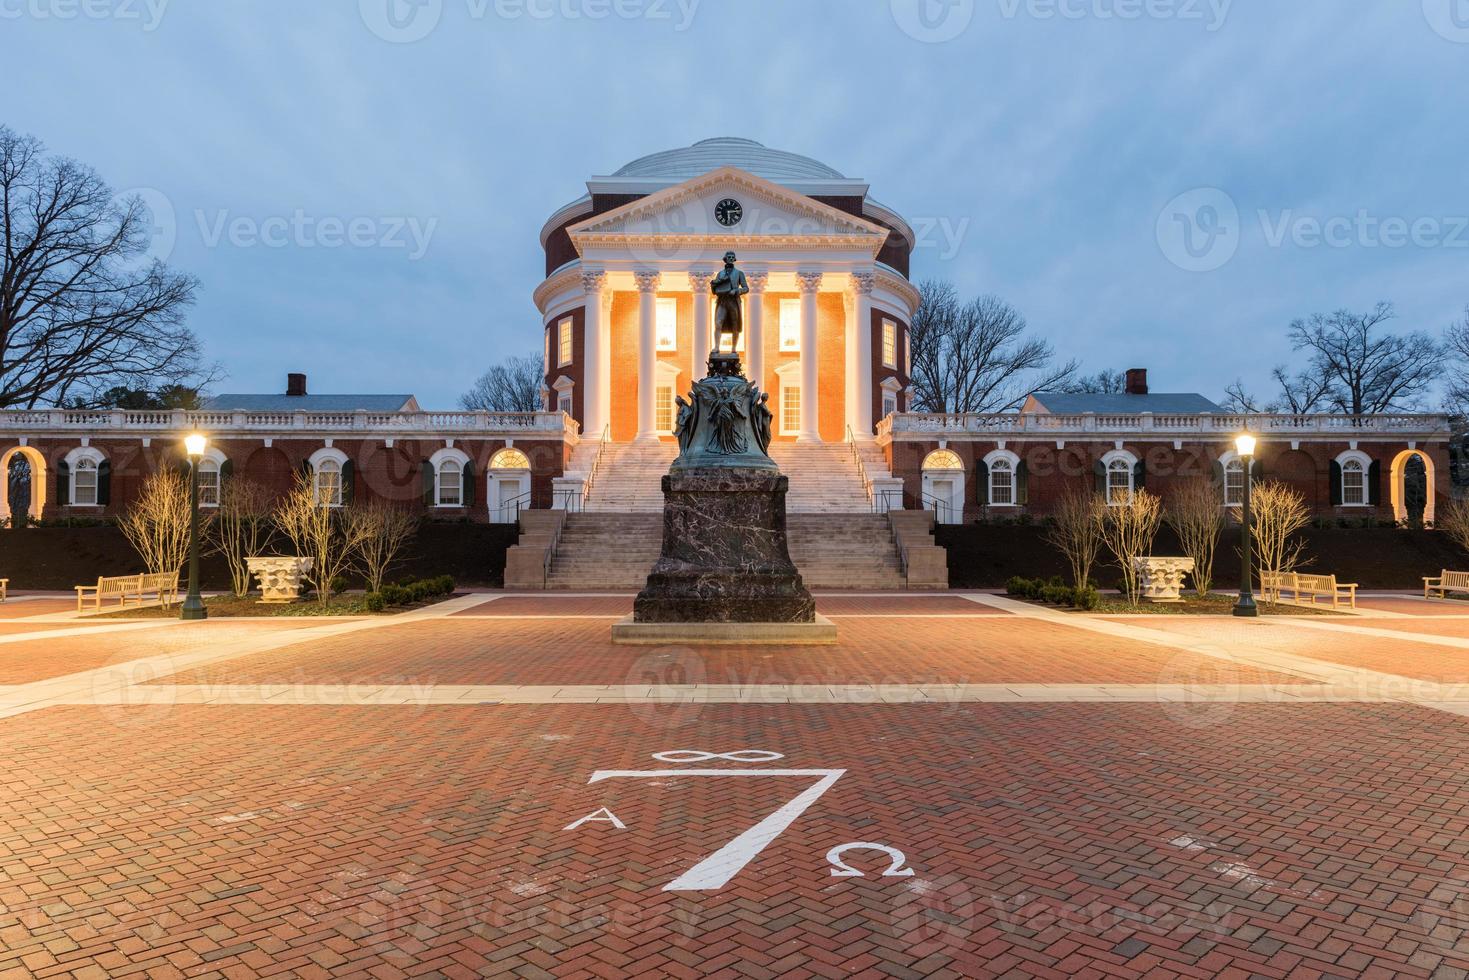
[533, 438, 921, 590]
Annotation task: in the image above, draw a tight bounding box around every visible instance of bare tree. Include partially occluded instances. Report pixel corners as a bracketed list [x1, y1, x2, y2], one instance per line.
[460, 354, 543, 412]
[346, 500, 420, 593]
[1438, 497, 1469, 555]
[211, 478, 274, 596]
[909, 281, 1076, 414]
[274, 471, 374, 608]
[1100, 489, 1163, 606]
[1269, 365, 1332, 414]
[1283, 303, 1442, 415]
[1221, 379, 1272, 414]
[1249, 480, 1312, 593]
[1043, 488, 1106, 590]
[118, 469, 204, 576]
[0, 126, 213, 408]
[1445, 306, 1469, 412]
[1166, 479, 1224, 596]
[1065, 369, 1126, 394]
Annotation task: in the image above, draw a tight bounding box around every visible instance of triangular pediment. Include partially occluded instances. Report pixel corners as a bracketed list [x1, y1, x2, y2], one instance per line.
[566, 167, 890, 255]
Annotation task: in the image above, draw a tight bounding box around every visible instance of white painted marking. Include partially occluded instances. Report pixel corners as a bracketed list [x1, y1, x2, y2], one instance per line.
[563, 807, 626, 831]
[586, 768, 846, 891]
[827, 842, 915, 878]
[651, 749, 784, 763]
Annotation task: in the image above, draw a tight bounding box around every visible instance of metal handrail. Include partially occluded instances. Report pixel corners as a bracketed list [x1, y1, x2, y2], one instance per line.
[582, 424, 611, 507]
[552, 487, 583, 513]
[919, 491, 953, 525]
[497, 489, 533, 525]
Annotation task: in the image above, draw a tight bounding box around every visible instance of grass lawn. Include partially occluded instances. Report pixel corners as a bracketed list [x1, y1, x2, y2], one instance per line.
[94, 594, 432, 619]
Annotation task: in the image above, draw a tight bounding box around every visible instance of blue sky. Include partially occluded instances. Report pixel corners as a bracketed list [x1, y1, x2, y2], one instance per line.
[5, 0, 1467, 409]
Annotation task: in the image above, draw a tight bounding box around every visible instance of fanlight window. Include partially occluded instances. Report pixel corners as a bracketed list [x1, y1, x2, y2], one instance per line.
[490, 448, 531, 470]
[315, 459, 342, 507]
[198, 459, 221, 508]
[923, 449, 963, 471]
[438, 459, 463, 506]
[73, 458, 99, 506]
[990, 459, 1014, 505]
[1224, 458, 1245, 507]
[1106, 458, 1133, 505]
[1342, 459, 1365, 505]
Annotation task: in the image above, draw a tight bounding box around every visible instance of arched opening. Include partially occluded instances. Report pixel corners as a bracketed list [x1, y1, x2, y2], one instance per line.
[0, 447, 47, 526]
[488, 448, 533, 523]
[1389, 449, 1436, 526]
[920, 448, 965, 525]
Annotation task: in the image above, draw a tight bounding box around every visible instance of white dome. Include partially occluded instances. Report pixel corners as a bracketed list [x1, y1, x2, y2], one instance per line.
[611, 137, 846, 182]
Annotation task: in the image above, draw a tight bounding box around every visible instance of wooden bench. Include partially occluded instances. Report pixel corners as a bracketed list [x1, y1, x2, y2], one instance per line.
[1272, 571, 1358, 610]
[0, 579, 7, 603]
[76, 574, 144, 612]
[139, 570, 181, 608]
[1425, 570, 1469, 600]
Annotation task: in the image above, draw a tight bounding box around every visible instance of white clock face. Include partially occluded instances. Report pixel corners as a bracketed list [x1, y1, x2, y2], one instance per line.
[714, 198, 743, 227]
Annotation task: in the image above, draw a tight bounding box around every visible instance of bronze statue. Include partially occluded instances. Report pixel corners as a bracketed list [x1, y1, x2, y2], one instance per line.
[710, 251, 749, 353]
[674, 394, 696, 454]
[749, 386, 773, 455]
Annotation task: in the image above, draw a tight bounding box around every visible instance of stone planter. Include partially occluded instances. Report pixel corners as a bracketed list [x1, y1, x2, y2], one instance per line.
[1132, 556, 1196, 603]
[246, 556, 315, 603]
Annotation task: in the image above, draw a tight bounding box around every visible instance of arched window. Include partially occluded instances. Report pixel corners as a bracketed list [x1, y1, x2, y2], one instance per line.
[315, 458, 342, 507]
[990, 458, 1015, 506]
[490, 448, 531, 470]
[73, 458, 99, 506]
[1224, 458, 1245, 507]
[1341, 459, 1365, 506]
[438, 458, 463, 507]
[922, 449, 963, 471]
[198, 458, 222, 508]
[1107, 458, 1133, 505]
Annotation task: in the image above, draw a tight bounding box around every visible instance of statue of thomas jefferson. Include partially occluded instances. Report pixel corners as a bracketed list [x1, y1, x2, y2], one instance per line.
[710, 251, 749, 353]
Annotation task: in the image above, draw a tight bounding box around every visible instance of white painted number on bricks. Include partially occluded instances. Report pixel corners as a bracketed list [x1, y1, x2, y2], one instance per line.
[827, 842, 915, 878]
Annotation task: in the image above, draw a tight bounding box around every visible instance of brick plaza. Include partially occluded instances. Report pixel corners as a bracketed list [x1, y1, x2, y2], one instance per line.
[4, 593, 1469, 978]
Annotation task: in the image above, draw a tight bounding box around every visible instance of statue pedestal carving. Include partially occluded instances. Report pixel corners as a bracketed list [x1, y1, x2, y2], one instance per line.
[247, 556, 314, 603]
[1132, 557, 1195, 603]
[611, 341, 833, 645]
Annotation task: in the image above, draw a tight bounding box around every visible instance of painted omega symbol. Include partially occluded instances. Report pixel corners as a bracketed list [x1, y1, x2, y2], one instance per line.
[714, 198, 743, 227]
[565, 749, 915, 891]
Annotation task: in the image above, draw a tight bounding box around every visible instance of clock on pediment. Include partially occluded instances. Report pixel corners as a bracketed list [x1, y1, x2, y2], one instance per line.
[714, 198, 743, 227]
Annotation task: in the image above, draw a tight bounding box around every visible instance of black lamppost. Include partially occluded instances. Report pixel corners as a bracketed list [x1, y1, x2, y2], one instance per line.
[1233, 432, 1258, 618]
[181, 433, 208, 621]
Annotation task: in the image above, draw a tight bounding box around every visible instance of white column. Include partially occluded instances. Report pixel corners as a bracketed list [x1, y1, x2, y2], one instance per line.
[581, 269, 608, 438]
[843, 289, 858, 437]
[689, 269, 713, 379]
[852, 271, 876, 438]
[796, 271, 823, 443]
[634, 270, 661, 443]
[746, 270, 768, 392]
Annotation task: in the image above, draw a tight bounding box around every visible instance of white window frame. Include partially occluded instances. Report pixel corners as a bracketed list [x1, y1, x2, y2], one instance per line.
[1337, 450, 1371, 507]
[880, 376, 903, 422]
[984, 449, 1022, 508]
[64, 446, 105, 507]
[558, 316, 573, 367]
[197, 449, 227, 509]
[656, 297, 678, 352]
[308, 447, 349, 508]
[882, 318, 898, 369]
[904, 328, 912, 377]
[1217, 451, 1246, 508]
[920, 449, 966, 525]
[1101, 450, 1137, 506]
[779, 298, 801, 353]
[430, 447, 471, 509]
[774, 361, 801, 435]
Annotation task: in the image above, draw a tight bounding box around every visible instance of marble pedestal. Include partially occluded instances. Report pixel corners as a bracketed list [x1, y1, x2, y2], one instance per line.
[1133, 556, 1196, 603]
[247, 556, 314, 603]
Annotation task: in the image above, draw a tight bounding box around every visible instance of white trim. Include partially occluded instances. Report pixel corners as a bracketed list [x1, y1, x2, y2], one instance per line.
[557, 316, 574, 367]
[1335, 449, 1372, 508]
[1218, 450, 1246, 508]
[63, 446, 106, 508]
[308, 447, 349, 508]
[429, 447, 472, 509]
[1100, 449, 1138, 506]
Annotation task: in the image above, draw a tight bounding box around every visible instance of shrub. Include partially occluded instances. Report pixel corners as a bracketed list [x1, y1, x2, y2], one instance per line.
[381, 584, 408, 606]
[364, 592, 386, 613]
[1041, 584, 1072, 605]
[1072, 586, 1101, 611]
[329, 575, 349, 596]
[1006, 576, 1032, 597]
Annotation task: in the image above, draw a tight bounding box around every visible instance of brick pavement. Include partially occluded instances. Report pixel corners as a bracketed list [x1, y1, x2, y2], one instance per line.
[148, 616, 1305, 689]
[3, 701, 1469, 977]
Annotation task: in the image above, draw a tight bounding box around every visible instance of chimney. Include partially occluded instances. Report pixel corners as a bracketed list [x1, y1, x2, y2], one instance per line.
[286, 373, 307, 397]
[1125, 368, 1148, 396]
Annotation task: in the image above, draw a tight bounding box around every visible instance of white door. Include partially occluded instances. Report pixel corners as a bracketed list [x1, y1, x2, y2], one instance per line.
[497, 478, 523, 522]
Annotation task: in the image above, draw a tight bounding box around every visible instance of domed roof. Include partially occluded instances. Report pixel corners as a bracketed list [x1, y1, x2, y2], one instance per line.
[611, 137, 846, 182]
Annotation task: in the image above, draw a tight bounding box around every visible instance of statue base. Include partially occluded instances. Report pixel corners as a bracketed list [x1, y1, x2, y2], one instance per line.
[611, 614, 837, 646]
[631, 468, 818, 626]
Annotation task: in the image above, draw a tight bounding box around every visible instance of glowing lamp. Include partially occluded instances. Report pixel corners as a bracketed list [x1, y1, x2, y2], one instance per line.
[1235, 433, 1256, 458]
[184, 434, 207, 457]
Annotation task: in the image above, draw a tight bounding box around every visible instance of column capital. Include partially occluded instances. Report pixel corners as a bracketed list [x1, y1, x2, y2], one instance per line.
[687, 268, 714, 291]
[746, 270, 770, 292]
[850, 271, 877, 295]
[581, 269, 608, 293]
[796, 271, 824, 294]
[633, 270, 661, 293]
